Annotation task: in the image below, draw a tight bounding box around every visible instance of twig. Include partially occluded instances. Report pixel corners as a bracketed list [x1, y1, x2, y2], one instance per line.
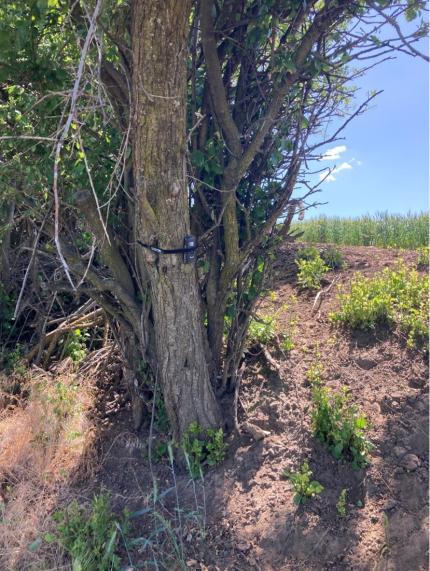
[52, 0, 104, 290]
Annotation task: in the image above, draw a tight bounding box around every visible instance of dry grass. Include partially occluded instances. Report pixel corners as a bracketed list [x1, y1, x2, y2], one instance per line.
[0, 361, 98, 570]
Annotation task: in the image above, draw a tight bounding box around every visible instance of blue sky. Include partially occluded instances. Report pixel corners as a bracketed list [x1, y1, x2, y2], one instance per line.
[301, 35, 428, 218]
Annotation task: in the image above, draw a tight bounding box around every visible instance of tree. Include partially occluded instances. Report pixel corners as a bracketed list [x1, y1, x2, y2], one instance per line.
[0, 0, 427, 439]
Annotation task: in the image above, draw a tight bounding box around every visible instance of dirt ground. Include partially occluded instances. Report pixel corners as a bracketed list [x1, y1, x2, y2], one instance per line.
[66, 245, 429, 570]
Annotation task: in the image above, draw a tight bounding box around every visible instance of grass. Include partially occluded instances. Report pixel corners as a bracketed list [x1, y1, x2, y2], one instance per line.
[50, 493, 129, 571]
[291, 211, 428, 250]
[0, 364, 95, 570]
[0, 356, 209, 571]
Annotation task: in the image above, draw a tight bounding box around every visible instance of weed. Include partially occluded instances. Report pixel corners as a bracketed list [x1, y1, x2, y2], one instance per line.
[296, 256, 329, 290]
[311, 384, 372, 469]
[154, 392, 170, 433]
[306, 355, 324, 385]
[282, 462, 324, 505]
[46, 379, 79, 420]
[51, 493, 129, 571]
[416, 246, 429, 268]
[1, 343, 25, 374]
[147, 439, 168, 462]
[296, 245, 320, 261]
[247, 314, 277, 345]
[336, 488, 348, 516]
[60, 328, 89, 363]
[247, 306, 295, 351]
[0, 283, 14, 342]
[180, 422, 227, 479]
[330, 264, 428, 348]
[321, 246, 346, 270]
[280, 334, 295, 352]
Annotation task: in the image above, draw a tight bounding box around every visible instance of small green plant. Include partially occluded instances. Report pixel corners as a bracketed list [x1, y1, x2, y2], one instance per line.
[247, 314, 277, 345]
[1, 344, 25, 374]
[50, 493, 129, 571]
[247, 307, 295, 351]
[330, 264, 428, 348]
[46, 379, 79, 420]
[0, 282, 14, 342]
[282, 462, 324, 505]
[296, 256, 329, 290]
[280, 333, 295, 352]
[311, 384, 372, 469]
[180, 422, 227, 479]
[306, 355, 324, 385]
[151, 439, 169, 462]
[321, 246, 346, 270]
[60, 328, 89, 363]
[336, 488, 348, 516]
[416, 246, 429, 268]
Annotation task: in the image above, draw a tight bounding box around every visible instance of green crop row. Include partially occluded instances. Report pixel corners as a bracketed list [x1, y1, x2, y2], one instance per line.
[291, 211, 428, 249]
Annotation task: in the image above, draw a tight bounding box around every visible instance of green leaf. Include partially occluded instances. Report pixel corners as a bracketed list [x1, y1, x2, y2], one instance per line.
[28, 537, 43, 552]
[191, 149, 205, 168]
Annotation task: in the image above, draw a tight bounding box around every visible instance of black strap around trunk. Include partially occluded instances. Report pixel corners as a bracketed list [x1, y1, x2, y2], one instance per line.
[136, 240, 196, 255]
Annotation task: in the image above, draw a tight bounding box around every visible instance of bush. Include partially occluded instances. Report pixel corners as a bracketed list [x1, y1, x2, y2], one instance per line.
[416, 246, 429, 269]
[296, 245, 320, 261]
[282, 462, 324, 504]
[296, 256, 329, 290]
[330, 264, 428, 347]
[311, 384, 372, 469]
[51, 494, 129, 571]
[321, 246, 345, 270]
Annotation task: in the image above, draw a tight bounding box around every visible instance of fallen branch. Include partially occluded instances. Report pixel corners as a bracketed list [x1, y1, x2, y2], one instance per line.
[312, 275, 341, 314]
[26, 308, 105, 363]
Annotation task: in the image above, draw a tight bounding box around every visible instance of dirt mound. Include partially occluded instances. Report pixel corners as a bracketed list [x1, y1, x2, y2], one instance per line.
[25, 245, 427, 570]
[87, 245, 427, 570]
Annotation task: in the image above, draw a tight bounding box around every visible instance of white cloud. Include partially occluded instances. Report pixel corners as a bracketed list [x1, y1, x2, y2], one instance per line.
[320, 145, 347, 160]
[319, 161, 353, 183]
[335, 161, 353, 173]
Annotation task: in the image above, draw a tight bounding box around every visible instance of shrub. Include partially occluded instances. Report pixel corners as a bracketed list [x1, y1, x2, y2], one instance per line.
[416, 246, 429, 269]
[296, 256, 329, 290]
[51, 494, 129, 571]
[330, 264, 428, 348]
[180, 421, 227, 479]
[311, 384, 372, 469]
[296, 245, 320, 261]
[282, 462, 324, 504]
[321, 246, 345, 270]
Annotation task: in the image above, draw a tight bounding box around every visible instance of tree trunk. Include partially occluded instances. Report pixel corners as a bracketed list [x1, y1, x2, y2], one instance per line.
[131, 0, 221, 439]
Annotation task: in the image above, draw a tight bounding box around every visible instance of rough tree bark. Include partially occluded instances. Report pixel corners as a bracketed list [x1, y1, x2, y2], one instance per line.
[131, 0, 221, 438]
